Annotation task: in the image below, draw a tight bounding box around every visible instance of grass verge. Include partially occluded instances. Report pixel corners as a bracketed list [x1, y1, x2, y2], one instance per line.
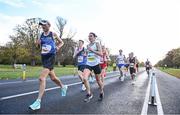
[0, 65, 113, 79]
[158, 67, 180, 79]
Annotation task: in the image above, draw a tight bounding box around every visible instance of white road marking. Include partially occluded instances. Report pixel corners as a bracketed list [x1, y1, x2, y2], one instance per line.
[0, 79, 38, 85]
[155, 78, 164, 115]
[141, 70, 164, 115]
[0, 74, 119, 101]
[0, 70, 144, 101]
[141, 73, 151, 115]
[0, 81, 82, 101]
[0, 71, 119, 85]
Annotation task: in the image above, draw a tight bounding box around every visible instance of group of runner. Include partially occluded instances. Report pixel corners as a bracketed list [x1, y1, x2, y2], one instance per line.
[29, 20, 110, 110]
[29, 19, 152, 110]
[116, 50, 152, 82]
[116, 50, 140, 84]
[73, 32, 111, 102]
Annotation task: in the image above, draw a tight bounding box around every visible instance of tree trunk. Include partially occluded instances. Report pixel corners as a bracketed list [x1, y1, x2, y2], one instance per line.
[58, 61, 61, 66]
[31, 43, 36, 66]
[31, 59, 35, 66]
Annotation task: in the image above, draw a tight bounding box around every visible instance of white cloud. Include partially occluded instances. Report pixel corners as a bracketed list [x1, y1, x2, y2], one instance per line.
[0, 0, 25, 8]
[0, 13, 25, 45]
[78, 0, 180, 65]
[0, 0, 179, 65]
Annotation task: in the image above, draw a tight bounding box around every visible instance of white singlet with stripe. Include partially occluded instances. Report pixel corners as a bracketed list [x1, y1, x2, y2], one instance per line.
[86, 42, 100, 66]
[117, 55, 125, 64]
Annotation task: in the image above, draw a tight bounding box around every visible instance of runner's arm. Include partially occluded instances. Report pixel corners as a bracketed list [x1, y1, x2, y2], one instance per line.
[115, 57, 119, 64]
[88, 42, 103, 56]
[35, 33, 41, 46]
[73, 47, 78, 58]
[53, 32, 64, 51]
[134, 58, 137, 68]
[106, 50, 111, 61]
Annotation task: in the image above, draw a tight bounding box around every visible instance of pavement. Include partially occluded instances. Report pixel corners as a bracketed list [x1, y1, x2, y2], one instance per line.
[0, 68, 179, 114]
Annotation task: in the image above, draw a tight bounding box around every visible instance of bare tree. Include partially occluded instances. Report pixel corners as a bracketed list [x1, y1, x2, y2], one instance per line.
[56, 16, 77, 66]
[56, 16, 67, 66]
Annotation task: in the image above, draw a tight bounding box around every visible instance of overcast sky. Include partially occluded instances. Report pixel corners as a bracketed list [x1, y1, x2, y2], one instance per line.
[0, 0, 180, 65]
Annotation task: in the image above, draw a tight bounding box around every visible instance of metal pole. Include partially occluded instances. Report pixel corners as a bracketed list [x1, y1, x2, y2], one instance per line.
[149, 71, 157, 105]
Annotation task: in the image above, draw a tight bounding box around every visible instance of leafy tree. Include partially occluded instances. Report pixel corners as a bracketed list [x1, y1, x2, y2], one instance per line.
[156, 47, 180, 68]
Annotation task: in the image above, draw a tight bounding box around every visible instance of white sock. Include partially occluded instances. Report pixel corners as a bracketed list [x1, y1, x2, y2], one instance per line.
[36, 99, 41, 102]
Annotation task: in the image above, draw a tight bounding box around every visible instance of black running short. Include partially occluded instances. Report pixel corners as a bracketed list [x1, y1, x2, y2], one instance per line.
[85, 64, 101, 74]
[129, 67, 136, 74]
[146, 67, 150, 71]
[78, 65, 86, 72]
[41, 54, 55, 71]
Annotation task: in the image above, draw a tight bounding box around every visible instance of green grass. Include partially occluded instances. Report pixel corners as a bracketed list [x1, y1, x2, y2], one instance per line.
[0, 65, 113, 79]
[0, 65, 76, 79]
[158, 67, 180, 79]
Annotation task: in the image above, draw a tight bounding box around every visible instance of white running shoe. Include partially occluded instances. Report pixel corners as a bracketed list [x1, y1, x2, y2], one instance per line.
[81, 84, 86, 91]
[61, 85, 68, 96]
[84, 94, 93, 102]
[29, 99, 41, 110]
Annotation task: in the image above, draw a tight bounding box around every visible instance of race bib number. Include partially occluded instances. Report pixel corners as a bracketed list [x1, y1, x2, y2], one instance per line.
[87, 56, 96, 62]
[118, 57, 124, 64]
[119, 60, 124, 64]
[100, 57, 104, 63]
[87, 53, 96, 62]
[78, 56, 84, 63]
[41, 44, 52, 54]
[130, 63, 134, 67]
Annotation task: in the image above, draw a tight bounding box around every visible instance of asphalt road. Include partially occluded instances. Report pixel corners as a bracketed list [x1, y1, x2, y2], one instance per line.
[0, 68, 179, 114]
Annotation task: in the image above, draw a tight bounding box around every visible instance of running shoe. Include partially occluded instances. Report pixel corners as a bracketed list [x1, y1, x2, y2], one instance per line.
[98, 92, 104, 101]
[132, 81, 135, 85]
[29, 99, 41, 110]
[84, 93, 93, 102]
[61, 85, 68, 96]
[81, 84, 86, 91]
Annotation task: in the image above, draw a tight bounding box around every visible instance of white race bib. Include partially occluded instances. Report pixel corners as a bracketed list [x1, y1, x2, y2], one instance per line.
[100, 57, 104, 63]
[130, 63, 134, 67]
[119, 60, 124, 64]
[78, 56, 84, 63]
[87, 53, 96, 62]
[41, 44, 52, 54]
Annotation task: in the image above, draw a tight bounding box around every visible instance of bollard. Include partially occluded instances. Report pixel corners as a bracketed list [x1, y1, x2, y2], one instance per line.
[22, 71, 26, 80]
[22, 64, 26, 81]
[148, 71, 157, 106]
[73, 67, 76, 76]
